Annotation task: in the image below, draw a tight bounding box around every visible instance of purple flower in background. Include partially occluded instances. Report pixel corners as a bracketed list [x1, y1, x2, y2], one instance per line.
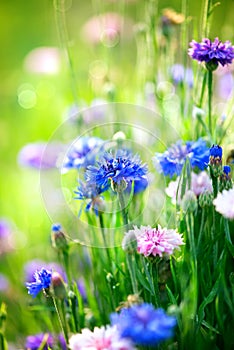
[153, 138, 209, 178]
[61, 137, 103, 172]
[188, 38, 234, 69]
[170, 64, 193, 87]
[26, 268, 52, 298]
[86, 150, 148, 189]
[0, 274, 9, 292]
[25, 333, 54, 350]
[0, 218, 14, 255]
[24, 47, 61, 75]
[18, 142, 62, 169]
[111, 303, 176, 346]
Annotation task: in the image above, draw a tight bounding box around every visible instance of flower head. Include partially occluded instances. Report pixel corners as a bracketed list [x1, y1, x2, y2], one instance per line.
[24, 260, 66, 283]
[209, 145, 223, 177]
[69, 325, 136, 350]
[26, 268, 52, 298]
[25, 333, 54, 350]
[75, 180, 108, 216]
[153, 138, 209, 178]
[188, 38, 234, 69]
[111, 303, 176, 346]
[61, 137, 103, 172]
[124, 225, 184, 257]
[86, 150, 148, 190]
[213, 188, 234, 220]
[18, 142, 61, 169]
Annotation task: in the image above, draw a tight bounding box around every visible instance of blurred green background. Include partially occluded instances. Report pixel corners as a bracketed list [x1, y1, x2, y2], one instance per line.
[0, 0, 233, 342]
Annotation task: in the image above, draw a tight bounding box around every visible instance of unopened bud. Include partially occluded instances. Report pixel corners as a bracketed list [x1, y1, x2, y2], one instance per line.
[52, 272, 67, 300]
[51, 223, 68, 252]
[199, 190, 214, 207]
[219, 165, 233, 192]
[181, 190, 197, 212]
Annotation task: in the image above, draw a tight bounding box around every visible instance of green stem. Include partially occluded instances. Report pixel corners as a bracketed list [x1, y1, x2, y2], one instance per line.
[149, 261, 160, 307]
[208, 69, 213, 141]
[126, 253, 138, 294]
[63, 250, 72, 286]
[99, 213, 112, 266]
[118, 191, 129, 227]
[52, 297, 69, 345]
[198, 71, 207, 108]
[0, 333, 7, 350]
[224, 219, 232, 244]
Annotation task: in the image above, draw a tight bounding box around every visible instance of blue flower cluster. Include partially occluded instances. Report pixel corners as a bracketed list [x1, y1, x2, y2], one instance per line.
[111, 303, 176, 346]
[26, 268, 52, 298]
[86, 150, 148, 188]
[153, 138, 209, 177]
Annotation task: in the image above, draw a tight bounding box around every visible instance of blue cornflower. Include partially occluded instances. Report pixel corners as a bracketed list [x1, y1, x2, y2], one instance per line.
[209, 144, 222, 159]
[26, 268, 52, 298]
[223, 165, 231, 175]
[86, 150, 148, 189]
[74, 180, 108, 216]
[153, 138, 209, 178]
[62, 136, 103, 172]
[188, 38, 234, 70]
[111, 303, 176, 346]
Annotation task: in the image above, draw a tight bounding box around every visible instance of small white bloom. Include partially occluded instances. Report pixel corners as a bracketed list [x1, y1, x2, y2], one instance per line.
[213, 189, 234, 220]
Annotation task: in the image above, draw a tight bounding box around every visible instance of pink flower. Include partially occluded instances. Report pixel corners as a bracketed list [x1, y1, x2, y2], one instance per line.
[81, 13, 133, 46]
[69, 325, 136, 350]
[124, 225, 184, 257]
[24, 47, 61, 74]
[165, 171, 212, 204]
[213, 188, 234, 220]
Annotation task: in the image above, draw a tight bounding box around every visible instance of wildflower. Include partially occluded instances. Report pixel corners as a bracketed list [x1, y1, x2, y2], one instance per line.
[18, 142, 61, 169]
[51, 272, 67, 300]
[188, 38, 234, 70]
[25, 333, 54, 350]
[24, 260, 66, 283]
[74, 180, 107, 216]
[153, 138, 209, 178]
[69, 325, 136, 350]
[111, 303, 176, 346]
[26, 268, 52, 298]
[61, 137, 103, 172]
[86, 150, 148, 190]
[199, 190, 214, 207]
[124, 225, 184, 257]
[213, 188, 234, 219]
[209, 145, 223, 177]
[219, 165, 233, 191]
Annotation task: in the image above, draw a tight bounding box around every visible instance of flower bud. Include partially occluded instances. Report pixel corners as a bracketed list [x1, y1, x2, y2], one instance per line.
[219, 165, 233, 192]
[209, 145, 223, 177]
[205, 61, 219, 71]
[198, 190, 214, 207]
[51, 224, 68, 252]
[52, 272, 67, 300]
[181, 190, 197, 213]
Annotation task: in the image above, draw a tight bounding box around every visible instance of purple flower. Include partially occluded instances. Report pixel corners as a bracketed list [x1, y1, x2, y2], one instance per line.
[0, 219, 11, 238]
[0, 218, 14, 255]
[18, 142, 62, 169]
[26, 268, 52, 298]
[111, 303, 176, 346]
[0, 274, 9, 292]
[188, 38, 234, 69]
[86, 150, 148, 189]
[25, 333, 54, 350]
[61, 137, 103, 172]
[153, 138, 209, 178]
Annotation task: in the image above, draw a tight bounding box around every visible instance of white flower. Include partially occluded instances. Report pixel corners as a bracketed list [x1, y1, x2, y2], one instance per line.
[213, 189, 234, 220]
[69, 325, 136, 350]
